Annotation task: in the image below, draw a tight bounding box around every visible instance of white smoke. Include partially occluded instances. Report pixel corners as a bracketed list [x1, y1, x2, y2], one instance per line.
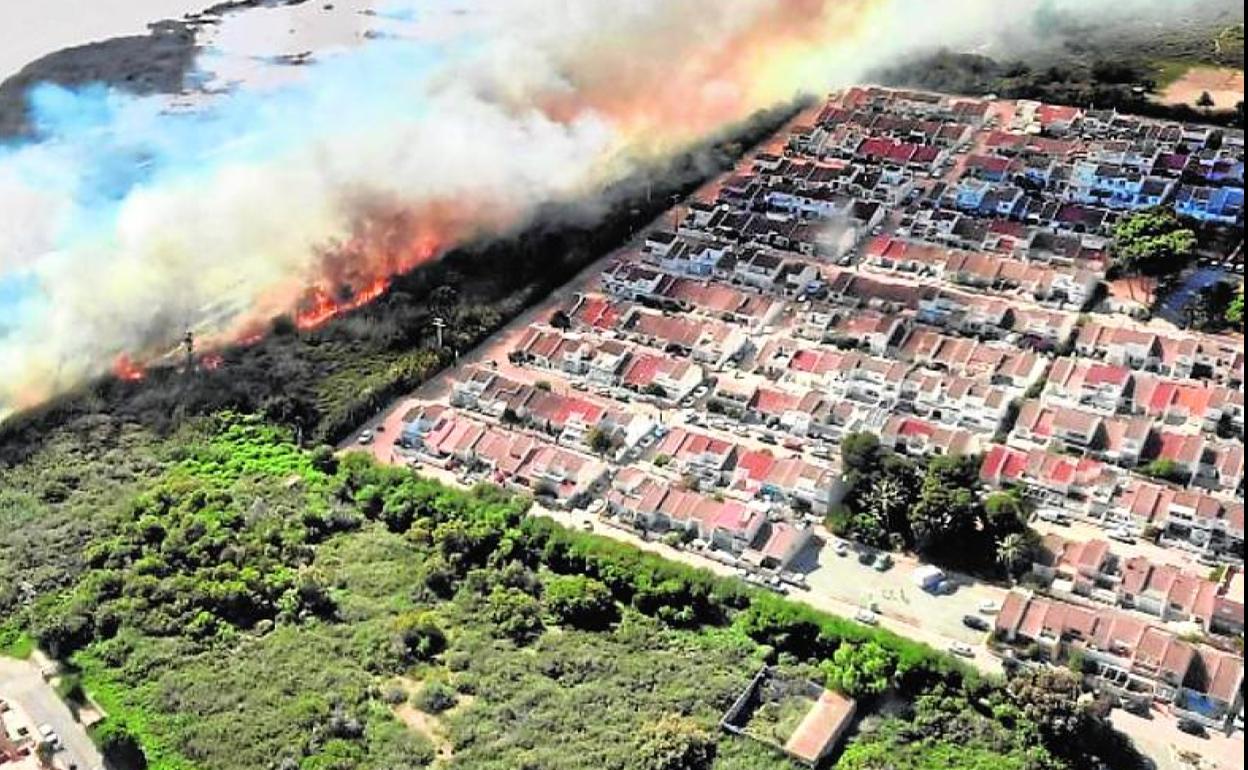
[0, 0, 1214, 415]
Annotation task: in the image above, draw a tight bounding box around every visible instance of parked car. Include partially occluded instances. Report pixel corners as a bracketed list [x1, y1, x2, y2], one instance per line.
[1036, 509, 1070, 525]
[692, 385, 710, 398]
[978, 600, 1000, 615]
[854, 609, 879, 626]
[962, 615, 990, 632]
[873, 553, 893, 571]
[357, 430, 374, 445]
[1176, 718, 1207, 738]
[1108, 528, 1136, 545]
[834, 541, 850, 557]
[37, 724, 62, 751]
[1122, 699, 1150, 717]
[948, 642, 975, 658]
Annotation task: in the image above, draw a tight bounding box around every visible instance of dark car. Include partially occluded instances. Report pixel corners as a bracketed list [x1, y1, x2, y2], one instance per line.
[1123, 700, 1150, 717]
[962, 615, 990, 632]
[1176, 718, 1207, 738]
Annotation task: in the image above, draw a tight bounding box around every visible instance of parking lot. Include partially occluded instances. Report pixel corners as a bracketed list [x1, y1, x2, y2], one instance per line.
[793, 531, 1009, 647]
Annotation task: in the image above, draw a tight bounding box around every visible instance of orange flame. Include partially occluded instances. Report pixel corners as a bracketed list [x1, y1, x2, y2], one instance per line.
[112, 354, 146, 382]
[294, 277, 392, 330]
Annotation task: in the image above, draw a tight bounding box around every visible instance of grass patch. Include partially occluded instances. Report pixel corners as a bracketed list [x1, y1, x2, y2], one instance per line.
[1151, 59, 1195, 89]
[0, 625, 34, 659]
[744, 693, 815, 747]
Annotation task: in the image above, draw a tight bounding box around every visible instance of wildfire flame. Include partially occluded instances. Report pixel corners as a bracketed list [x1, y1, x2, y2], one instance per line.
[112, 354, 146, 382]
[294, 277, 391, 330]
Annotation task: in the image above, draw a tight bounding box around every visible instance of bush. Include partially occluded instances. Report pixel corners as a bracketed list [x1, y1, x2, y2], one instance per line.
[543, 574, 617, 630]
[412, 681, 458, 714]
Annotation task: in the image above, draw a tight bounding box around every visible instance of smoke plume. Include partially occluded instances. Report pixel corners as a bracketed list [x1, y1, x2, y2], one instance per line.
[0, 0, 1201, 416]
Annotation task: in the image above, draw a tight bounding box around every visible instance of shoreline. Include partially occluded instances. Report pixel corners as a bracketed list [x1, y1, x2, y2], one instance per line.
[0, 0, 216, 83]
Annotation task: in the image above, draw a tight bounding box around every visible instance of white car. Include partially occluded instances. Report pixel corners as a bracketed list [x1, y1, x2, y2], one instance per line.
[834, 541, 850, 557]
[854, 609, 879, 626]
[948, 642, 975, 658]
[37, 723, 62, 751]
[978, 600, 1000, 615]
[357, 430, 374, 445]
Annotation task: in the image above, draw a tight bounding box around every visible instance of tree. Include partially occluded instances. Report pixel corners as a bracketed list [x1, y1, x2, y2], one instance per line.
[984, 491, 1027, 537]
[631, 714, 716, 770]
[841, 432, 883, 477]
[909, 455, 984, 561]
[393, 611, 446, 663]
[1112, 208, 1197, 277]
[995, 532, 1035, 579]
[586, 426, 616, 457]
[429, 285, 459, 317]
[487, 586, 544, 643]
[413, 681, 458, 714]
[1227, 284, 1244, 330]
[821, 641, 898, 697]
[643, 383, 668, 399]
[543, 574, 616, 629]
[1006, 667, 1085, 745]
[309, 445, 339, 474]
[1141, 458, 1189, 484]
[550, 309, 573, 330]
[861, 475, 909, 542]
[1196, 91, 1215, 108]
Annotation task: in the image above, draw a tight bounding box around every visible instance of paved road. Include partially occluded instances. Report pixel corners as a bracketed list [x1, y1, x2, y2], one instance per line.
[0, 656, 103, 770]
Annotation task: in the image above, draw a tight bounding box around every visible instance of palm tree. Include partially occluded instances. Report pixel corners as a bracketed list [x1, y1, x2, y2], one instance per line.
[866, 476, 906, 522]
[996, 532, 1028, 578]
[856, 476, 907, 546]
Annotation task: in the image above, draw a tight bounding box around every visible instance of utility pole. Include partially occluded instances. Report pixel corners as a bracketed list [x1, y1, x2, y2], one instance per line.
[432, 317, 446, 349]
[182, 329, 195, 372]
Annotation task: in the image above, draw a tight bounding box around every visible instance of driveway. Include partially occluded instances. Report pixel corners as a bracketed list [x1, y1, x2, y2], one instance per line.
[0, 656, 103, 770]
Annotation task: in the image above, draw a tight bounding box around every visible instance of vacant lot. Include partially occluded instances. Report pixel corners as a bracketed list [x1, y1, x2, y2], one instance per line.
[1156, 65, 1245, 109]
